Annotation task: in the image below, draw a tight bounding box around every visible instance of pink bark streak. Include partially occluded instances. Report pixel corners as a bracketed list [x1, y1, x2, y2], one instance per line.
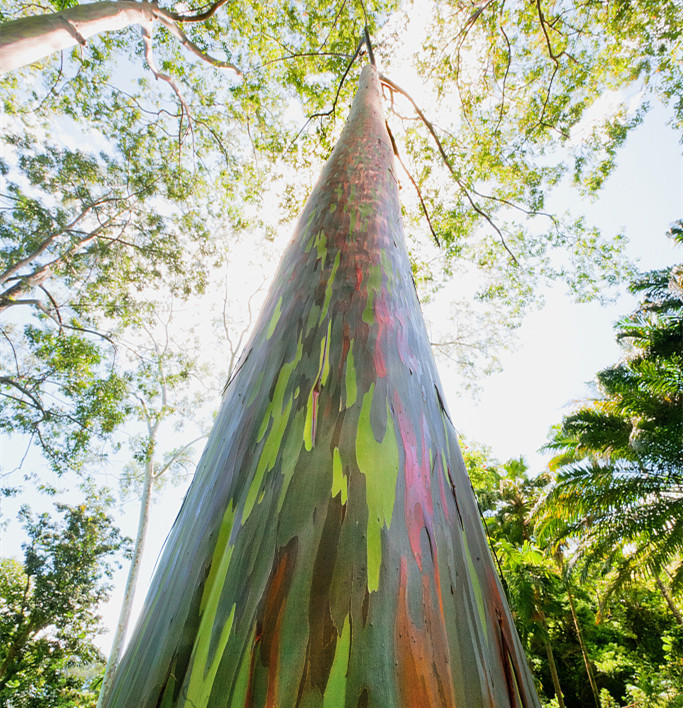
[373, 290, 390, 377]
[393, 391, 434, 571]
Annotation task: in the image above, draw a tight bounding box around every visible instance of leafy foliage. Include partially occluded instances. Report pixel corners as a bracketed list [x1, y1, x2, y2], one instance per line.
[0, 502, 129, 705]
[466, 448, 683, 707]
[0, 0, 400, 473]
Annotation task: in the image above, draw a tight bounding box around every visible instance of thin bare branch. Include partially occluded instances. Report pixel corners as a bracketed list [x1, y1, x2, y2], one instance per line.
[318, 0, 348, 51]
[1, 327, 21, 376]
[492, 25, 512, 136]
[385, 120, 440, 248]
[38, 285, 63, 327]
[286, 35, 365, 152]
[257, 51, 352, 70]
[154, 435, 207, 480]
[379, 74, 520, 265]
[161, 0, 230, 24]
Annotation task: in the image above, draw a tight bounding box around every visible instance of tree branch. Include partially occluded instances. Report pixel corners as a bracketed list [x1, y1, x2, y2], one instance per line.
[161, 0, 231, 24]
[379, 74, 520, 265]
[0, 376, 44, 412]
[286, 34, 365, 152]
[0, 195, 116, 286]
[140, 24, 195, 152]
[385, 120, 440, 248]
[154, 13, 241, 75]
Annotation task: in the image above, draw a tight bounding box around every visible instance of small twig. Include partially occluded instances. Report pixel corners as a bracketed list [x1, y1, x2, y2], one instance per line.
[141, 25, 195, 152]
[535, 0, 578, 65]
[492, 25, 512, 136]
[529, 0, 579, 137]
[105, 83, 182, 119]
[38, 285, 63, 328]
[426, 0, 495, 81]
[162, 0, 231, 24]
[469, 185, 561, 231]
[386, 120, 440, 248]
[1, 327, 21, 377]
[257, 51, 352, 70]
[319, 0, 349, 51]
[35, 51, 64, 112]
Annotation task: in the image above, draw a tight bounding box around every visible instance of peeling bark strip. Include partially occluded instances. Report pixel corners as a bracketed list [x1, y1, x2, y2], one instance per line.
[106, 66, 540, 707]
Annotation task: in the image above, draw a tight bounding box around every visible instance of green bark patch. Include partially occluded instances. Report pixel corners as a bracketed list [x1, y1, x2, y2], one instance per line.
[331, 446, 348, 504]
[322, 615, 350, 707]
[356, 384, 399, 592]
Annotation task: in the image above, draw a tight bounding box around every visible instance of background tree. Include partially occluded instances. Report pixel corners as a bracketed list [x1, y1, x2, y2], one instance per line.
[96, 312, 210, 706]
[0, 502, 129, 706]
[540, 223, 683, 599]
[465, 447, 683, 707]
[0, 0, 391, 481]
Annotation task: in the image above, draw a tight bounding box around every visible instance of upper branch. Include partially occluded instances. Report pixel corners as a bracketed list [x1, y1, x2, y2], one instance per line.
[379, 74, 520, 265]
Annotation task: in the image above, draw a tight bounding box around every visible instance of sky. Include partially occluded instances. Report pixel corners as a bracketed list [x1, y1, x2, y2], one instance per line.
[441, 100, 682, 471]
[0, 30, 681, 658]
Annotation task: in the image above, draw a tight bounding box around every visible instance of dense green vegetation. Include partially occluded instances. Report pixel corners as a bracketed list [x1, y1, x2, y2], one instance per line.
[0, 503, 128, 705]
[467, 446, 683, 708]
[464, 230, 683, 706]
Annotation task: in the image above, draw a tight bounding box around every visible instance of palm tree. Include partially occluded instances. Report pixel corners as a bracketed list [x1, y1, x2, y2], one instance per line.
[540, 223, 683, 609]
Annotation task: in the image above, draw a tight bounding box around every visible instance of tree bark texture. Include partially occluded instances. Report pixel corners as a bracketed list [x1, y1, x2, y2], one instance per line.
[107, 65, 539, 707]
[0, 1, 156, 74]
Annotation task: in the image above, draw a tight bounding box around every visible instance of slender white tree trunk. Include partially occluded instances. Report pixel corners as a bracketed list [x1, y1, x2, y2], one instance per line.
[0, 1, 155, 74]
[97, 437, 156, 708]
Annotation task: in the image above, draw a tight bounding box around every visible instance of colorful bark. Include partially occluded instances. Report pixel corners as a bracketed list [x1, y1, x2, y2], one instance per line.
[107, 65, 540, 707]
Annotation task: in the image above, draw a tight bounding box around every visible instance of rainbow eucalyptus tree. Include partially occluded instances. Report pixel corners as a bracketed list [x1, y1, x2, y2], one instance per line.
[106, 64, 539, 707]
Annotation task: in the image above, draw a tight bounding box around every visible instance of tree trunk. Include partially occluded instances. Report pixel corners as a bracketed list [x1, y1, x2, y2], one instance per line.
[0, 1, 156, 74]
[654, 573, 683, 631]
[105, 64, 539, 707]
[97, 438, 157, 707]
[565, 580, 600, 707]
[541, 632, 566, 708]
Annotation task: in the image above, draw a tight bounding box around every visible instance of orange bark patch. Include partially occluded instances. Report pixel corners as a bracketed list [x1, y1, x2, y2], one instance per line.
[250, 539, 298, 707]
[394, 557, 456, 708]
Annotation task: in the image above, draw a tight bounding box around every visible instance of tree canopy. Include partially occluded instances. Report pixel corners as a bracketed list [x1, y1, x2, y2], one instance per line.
[1, 0, 681, 476]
